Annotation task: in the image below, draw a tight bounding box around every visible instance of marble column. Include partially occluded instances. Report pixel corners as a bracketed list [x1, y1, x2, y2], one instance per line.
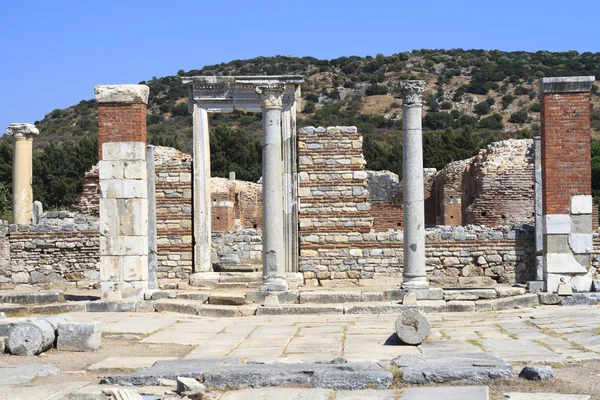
[533, 136, 543, 282]
[256, 85, 288, 291]
[5, 123, 39, 224]
[192, 104, 212, 272]
[400, 80, 429, 291]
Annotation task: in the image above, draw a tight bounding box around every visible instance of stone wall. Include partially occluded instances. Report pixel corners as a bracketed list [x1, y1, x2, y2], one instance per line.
[0, 213, 99, 289]
[298, 226, 536, 287]
[434, 158, 472, 226]
[211, 229, 262, 272]
[154, 146, 194, 282]
[464, 139, 534, 226]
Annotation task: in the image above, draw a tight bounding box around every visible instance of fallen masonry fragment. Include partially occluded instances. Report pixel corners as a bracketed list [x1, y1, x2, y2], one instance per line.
[57, 321, 102, 351]
[394, 309, 430, 345]
[7, 319, 55, 356]
[392, 352, 513, 384]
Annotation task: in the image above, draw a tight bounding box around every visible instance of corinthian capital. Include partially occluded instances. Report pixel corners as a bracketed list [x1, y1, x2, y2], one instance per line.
[399, 80, 426, 105]
[255, 85, 285, 108]
[5, 123, 39, 138]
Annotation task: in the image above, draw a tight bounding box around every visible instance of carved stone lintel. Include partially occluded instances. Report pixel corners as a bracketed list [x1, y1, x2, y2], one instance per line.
[256, 85, 285, 108]
[399, 80, 426, 105]
[5, 123, 39, 138]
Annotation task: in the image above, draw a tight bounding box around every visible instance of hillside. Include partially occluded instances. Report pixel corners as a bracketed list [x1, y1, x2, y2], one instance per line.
[1, 49, 600, 211]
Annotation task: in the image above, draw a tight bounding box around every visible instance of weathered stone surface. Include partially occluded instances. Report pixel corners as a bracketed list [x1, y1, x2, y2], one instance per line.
[446, 301, 476, 312]
[209, 293, 246, 306]
[0, 336, 6, 353]
[299, 291, 361, 304]
[503, 393, 589, 400]
[256, 304, 344, 315]
[591, 279, 600, 292]
[400, 386, 490, 400]
[7, 319, 55, 355]
[518, 365, 553, 381]
[102, 388, 143, 400]
[87, 301, 136, 313]
[538, 293, 560, 305]
[176, 376, 205, 398]
[94, 85, 149, 104]
[527, 281, 545, 293]
[220, 388, 331, 400]
[395, 309, 431, 345]
[0, 364, 60, 384]
[245, 290, 299, 304]
[57, 322, 102, 351]
[176, 292, 210, 302]
[101, 358, 240, 386]
[560, 293, 598, 306]
[392, 353, 513, 384]
[1, 291, 63, 305]
[512, 294, 540, 308]
[203, 362, 392, 390]
[495, 287, 526, 298]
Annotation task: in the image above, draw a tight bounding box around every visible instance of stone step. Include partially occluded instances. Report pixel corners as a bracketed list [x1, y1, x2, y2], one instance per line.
[218, 264, 260, 273]
[0, 291, 63, 305]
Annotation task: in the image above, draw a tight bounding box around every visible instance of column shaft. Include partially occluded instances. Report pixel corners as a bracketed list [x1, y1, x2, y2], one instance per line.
[400, 81, 428, 291]
[261, 103, 287, 291]
[6, 123, 38, 225]
[193, 105, 212, 272]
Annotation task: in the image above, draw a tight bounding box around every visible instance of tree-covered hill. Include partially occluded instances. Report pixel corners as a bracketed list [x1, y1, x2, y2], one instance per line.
[2, 49, 600, 212]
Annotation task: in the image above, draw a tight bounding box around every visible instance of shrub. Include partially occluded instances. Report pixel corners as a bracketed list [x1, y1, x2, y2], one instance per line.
[303, 101, 316, 113]
[304, 93, 319, 102]
[501, 94, 516, 109]
[423, 112, 454, 130]
[509, 110, 529, 123]
[529, 102, 541, 112]
[478, 113, 504, 130]
[365, 84, 388, 96]
[170, 103, 189, 117]
[514, 85, 531, 96]
[474, 101, 492, 115]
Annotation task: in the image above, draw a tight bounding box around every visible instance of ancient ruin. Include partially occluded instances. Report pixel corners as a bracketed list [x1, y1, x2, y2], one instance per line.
[0, 75, 598, 298]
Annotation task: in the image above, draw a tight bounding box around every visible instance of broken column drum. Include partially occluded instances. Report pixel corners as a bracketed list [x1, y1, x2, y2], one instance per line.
[400, 80, 429, 290]
[5, 123, 39, 225]
[257, 85, 288, 291]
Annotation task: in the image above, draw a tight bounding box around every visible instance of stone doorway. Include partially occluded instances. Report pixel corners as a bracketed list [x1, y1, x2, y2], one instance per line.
[182, 76, 304, 281]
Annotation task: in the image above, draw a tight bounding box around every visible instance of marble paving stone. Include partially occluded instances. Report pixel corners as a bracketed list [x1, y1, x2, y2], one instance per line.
[218, 388, 331, 400]
[335, 389, 399, 399]
[401, 386, 489, 400]
[481, 339, 565, 362]
[282, 351, 342, 361]
[419, 340, 484, 354]
[285, 337, 342, 353]
[503, 393, 590, 400]
[227, 347, 284, 360]
[0, 381, 88, 400]
[88, 356, 179, 370]
[0, 364, 60, 385]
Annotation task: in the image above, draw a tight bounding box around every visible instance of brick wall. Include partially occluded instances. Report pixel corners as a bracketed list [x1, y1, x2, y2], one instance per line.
[541, 92, 591, 214]
[97, 103, 147, 160]
[371, 204, 403, 230]
[433, 158, 471, 226]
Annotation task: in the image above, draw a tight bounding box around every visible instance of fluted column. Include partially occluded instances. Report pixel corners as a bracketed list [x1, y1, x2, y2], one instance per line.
[257, 85, 288, 291]
[6, 123, 39, 224]
[400, 80, 429, 290]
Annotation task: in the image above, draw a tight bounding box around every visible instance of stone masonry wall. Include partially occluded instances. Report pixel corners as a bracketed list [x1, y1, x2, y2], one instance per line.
[1, 212, 99, 289]
[154, 147, 193, 282]
[464, 139, 534, 226]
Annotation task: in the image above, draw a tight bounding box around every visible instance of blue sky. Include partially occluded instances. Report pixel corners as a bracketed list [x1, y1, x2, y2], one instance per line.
[1, 0, 599, 132]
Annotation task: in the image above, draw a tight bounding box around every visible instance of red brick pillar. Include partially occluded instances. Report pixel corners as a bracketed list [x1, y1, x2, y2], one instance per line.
[95, 84, 150, 300]
[96, 86, 148, 160]
[540, 76, 595, 292]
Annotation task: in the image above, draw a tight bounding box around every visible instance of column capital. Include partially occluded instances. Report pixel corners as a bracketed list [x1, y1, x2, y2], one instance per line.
[94, 84, 149, 104]
[5, 123, 39, 139]
[255, 85, 285, 108]
[400, 80, 426, 105]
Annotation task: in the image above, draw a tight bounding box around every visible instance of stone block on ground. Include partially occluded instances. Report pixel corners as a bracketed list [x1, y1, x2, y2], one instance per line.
[1, 291, 63, 305]
[527, 281, 545, 293]
[0, 336, 6, 353]
[101, 388, 144, 400]
[202, 362, 392, 390]
[495, 286, 526, 298]
[0, 312, 5, 318]
[518, 365, 553, 381]
[538, 293, 560, 305]
[560, 294, 598, 306]
[176, 376, 206, 398]
[299, 290, 361, 304]
[392, 353, 513, 384]
[209, 293, 247, 306]
[57, 322, 102, 351]
[7, 319, 56, 356]
[101, 358, 241, 386]
[395, 309, 430, 345]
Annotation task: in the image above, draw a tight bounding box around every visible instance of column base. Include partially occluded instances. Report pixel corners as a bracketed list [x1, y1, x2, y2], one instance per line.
[261, 278, 288, 292]
[401, 277, 429, 291]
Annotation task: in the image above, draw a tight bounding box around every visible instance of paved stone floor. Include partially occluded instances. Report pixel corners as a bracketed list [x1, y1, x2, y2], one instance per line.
[1, 305, 599, 399]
